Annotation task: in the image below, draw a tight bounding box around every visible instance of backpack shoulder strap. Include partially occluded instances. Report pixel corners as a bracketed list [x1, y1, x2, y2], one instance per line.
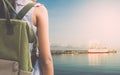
[16, 3, 35, 19]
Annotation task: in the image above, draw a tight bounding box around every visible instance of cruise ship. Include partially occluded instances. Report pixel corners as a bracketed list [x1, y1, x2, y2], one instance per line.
[88, 42, 109, 53]
[88, 47, 109, 53]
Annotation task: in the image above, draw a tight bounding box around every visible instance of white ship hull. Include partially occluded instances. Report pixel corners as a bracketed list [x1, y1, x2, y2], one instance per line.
[88, 49, 109, 53]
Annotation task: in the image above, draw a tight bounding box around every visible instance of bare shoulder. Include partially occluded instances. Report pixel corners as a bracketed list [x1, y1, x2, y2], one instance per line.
[34, 3, 48, 17]
[33, 3, 48, 27]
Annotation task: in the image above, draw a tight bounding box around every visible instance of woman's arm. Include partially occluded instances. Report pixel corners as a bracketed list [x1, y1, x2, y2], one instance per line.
[34, 5, 54, 75]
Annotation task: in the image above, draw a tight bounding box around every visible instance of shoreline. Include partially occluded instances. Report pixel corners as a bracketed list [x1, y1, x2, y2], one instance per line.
[51, 50, 117, 55]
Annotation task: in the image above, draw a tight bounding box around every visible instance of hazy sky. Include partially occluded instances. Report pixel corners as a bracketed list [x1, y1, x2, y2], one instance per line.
[38, 0, 120, 50]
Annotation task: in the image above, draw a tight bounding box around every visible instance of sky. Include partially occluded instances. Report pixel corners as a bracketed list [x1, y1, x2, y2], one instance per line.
[38, 0, 120, 50]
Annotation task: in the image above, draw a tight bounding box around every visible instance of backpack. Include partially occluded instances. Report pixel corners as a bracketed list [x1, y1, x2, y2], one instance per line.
[0, 0, 36, 75]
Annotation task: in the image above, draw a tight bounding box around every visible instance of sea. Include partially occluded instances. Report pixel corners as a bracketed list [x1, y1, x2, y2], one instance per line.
[52, 51, 120, 75]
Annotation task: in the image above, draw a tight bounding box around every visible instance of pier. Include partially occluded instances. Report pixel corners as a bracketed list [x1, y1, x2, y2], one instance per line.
[51, 50, 117, 55]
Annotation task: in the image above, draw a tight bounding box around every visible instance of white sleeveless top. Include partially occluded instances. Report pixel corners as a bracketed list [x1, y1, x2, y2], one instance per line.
[15, 0, 42, 75]
[15, 0, 37, 34]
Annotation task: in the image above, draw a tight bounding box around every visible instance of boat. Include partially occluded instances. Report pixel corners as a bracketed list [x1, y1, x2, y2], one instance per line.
[88, 42, 109, 53]
[88, 47, 109, 53]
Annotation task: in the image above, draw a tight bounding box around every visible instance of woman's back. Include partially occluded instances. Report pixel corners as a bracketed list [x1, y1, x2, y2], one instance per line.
[16, 0, 42, 75]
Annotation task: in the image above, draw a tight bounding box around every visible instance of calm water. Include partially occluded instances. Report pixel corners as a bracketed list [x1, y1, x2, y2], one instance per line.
[53, 52, 120, 75]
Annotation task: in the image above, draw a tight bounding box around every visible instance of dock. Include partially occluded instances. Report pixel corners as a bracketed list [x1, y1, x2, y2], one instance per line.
[51, 50, 117, 55]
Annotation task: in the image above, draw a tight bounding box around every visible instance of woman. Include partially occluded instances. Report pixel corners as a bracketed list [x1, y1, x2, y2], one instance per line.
[0, 0, 54, 75]
[16, 0, 54, 75]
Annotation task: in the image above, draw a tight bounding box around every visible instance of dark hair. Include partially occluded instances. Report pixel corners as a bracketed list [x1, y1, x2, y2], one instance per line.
[0, 0, 16, 18]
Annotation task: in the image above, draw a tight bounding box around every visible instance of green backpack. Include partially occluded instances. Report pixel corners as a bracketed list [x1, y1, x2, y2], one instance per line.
[0, 0, 36, 75]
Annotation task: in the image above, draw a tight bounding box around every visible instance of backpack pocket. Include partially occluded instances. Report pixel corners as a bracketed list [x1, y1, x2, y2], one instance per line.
[0, 59, 19, 75]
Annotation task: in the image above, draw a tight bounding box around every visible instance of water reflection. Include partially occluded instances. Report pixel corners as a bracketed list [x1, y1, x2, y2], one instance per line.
[88, 53, 108, 66]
